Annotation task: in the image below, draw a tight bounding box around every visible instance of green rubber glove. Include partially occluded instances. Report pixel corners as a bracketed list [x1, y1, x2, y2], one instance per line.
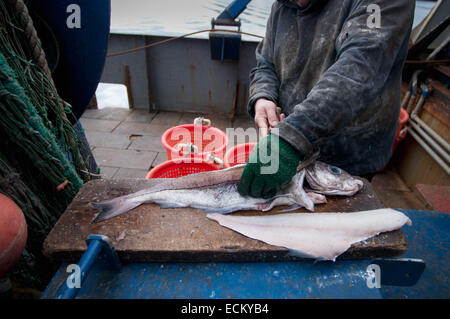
[238, 134, 302, 199]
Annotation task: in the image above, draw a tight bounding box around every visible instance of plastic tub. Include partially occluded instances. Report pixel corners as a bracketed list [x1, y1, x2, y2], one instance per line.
[161, 124, 229, 161]
[145, 158, 220, 179]
[223, 143, 257, 168]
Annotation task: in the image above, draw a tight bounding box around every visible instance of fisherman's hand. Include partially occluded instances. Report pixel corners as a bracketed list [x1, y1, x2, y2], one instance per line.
[254, 99, 285, 138]
[238, 134, 302, 199]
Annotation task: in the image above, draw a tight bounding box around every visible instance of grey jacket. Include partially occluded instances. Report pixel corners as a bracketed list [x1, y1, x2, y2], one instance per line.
[248, 0, 415, 175]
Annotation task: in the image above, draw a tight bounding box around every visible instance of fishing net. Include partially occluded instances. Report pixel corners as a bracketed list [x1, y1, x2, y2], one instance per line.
[0, 0, 95, 289]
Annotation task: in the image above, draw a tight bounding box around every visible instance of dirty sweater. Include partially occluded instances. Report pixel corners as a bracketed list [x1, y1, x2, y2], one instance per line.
[248, 0, 415, 175]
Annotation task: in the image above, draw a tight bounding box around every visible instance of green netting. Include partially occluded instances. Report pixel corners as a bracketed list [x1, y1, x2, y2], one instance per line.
[0, 0, 93, 289]
[0, 53, 83, 196]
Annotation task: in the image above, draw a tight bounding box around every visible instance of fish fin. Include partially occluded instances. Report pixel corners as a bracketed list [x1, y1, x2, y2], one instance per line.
[292, 191, 314, 211]
[154, 201, 187, 209]
[307, 192, 327, 204]
[289, 170, 315, 211]
[279, 205, 302, 213]
[312, 189, 359, 196]
[261, 196, 293, 212]
[90, 199, 141, 223]
[155, 202, 237, 213]
[193, 205, 241, 214]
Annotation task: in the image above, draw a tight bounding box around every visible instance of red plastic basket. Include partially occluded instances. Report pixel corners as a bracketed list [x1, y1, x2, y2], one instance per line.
[393, 108, 410, 152]
[224, 143, 257, 168]
[161, 124, 229, 160]
[145, 159, 220, 179]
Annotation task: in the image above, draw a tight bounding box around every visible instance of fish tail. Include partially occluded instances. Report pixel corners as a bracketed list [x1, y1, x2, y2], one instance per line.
[90, 197, 142, 223]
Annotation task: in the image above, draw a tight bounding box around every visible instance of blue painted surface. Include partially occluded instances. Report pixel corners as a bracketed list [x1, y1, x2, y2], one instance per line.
[226, 0, 252, 20]
[28, 0, 111, 121]
[55, 235, 122, 299]
[379, 210, 450, 298]
[41, 210, 450, 299]
[216, 0, 252, 22]
[56, 239, 103, 299]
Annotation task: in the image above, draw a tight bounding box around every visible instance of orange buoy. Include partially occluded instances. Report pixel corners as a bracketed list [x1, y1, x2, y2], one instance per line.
[0, 193, 27, 278]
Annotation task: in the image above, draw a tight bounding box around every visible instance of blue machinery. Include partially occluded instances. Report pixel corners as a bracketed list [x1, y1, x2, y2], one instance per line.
[53, 235, 122, 299]
[41, 210, 449, 299]
[212, 0, 252, 27]
[209, 0, 252, 61]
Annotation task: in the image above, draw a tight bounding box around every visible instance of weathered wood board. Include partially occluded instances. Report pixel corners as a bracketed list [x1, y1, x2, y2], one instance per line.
[43, 178, 408, 262]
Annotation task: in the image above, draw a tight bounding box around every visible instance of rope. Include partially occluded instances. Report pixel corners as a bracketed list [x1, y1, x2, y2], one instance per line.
[107, 29, 264, 57]
[9, 0, 52, 80]
[9, 0, 90, 179]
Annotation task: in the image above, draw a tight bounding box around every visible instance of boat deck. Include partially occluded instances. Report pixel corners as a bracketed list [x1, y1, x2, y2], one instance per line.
[81, 107, 430, 211]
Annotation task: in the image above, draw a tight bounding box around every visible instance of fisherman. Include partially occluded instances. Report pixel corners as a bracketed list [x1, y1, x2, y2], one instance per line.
[238, 0, 415, 199]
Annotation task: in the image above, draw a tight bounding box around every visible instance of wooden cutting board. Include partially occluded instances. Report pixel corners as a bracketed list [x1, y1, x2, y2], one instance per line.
[43, 178, 408, 262]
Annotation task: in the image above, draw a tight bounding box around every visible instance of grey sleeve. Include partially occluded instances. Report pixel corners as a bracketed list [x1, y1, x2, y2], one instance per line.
[277, 0, 414, 158]
[247, 4, 280, 118]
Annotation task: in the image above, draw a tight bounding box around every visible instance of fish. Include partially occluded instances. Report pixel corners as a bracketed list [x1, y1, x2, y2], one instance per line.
[207, 208, 412, 261]
[90, 160, 364, 223]
[305, 162, 364, 196]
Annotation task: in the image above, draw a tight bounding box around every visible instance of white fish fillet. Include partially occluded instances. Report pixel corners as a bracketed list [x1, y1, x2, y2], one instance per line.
[207, 208, 412, 261]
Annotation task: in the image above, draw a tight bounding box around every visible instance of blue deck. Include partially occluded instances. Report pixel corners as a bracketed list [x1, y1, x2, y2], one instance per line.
[41, 210, 449, 299]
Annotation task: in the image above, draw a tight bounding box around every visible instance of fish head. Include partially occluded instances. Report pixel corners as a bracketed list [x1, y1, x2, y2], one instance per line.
[306, 162, 364, 195]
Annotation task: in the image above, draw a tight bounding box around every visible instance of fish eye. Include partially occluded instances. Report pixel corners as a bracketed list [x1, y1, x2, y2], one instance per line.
[328, 165, 342, 175]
